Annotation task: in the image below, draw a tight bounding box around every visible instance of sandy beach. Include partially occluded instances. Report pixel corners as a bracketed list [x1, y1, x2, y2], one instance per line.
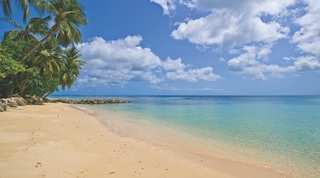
[0, 103, 284, 178]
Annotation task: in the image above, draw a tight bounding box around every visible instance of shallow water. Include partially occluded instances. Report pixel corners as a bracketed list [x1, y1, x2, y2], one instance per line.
[52, 95, 320, 177]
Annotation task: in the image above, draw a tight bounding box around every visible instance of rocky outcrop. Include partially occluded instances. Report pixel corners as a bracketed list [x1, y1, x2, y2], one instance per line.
[1, 97, 27, 108]
[0, 97, 27, 112]
[16, 97, 27, 106]
[0, 102, 7, 112]
[0, 96, 128, 112]
[24, 96, 43, 105]
[47, 98, 129, 104]
[0, 96, 44, 112]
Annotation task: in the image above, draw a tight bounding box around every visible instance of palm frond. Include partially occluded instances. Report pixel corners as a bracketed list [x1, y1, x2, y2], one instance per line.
[1, 0, 12, 16]
[0, 16, 22, 28]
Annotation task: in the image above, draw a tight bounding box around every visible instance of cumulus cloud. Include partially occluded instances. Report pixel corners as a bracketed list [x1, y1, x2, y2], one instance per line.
[166, 67, 221, 82]
[76, 36, 162, 86]
[227, 45, 320, 79]
[151, 84, 222, 92]
[150, 0, 176, 15]
[291, 56, 320, 71]
[292, 0, 320, 56]
[76, 36, 220, 86]
[227, 45, 294, 79]
[170, 0, 295, 49]
[162, 57, 220, 81]
[151, 0, 320, 79]
[185, 0, 296, 15]
[162, 58, 187, 71]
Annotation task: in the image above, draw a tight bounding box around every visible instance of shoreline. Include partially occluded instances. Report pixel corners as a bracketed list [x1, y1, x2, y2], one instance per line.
[0, 103, 284, 178]
[87, 105, 290, 178]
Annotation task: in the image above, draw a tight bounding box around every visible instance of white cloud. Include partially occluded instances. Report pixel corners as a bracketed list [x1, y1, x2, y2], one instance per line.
[162, 57, 221, 82]
[77, 36, 162, 86]
[171, 0, 295, 49]
[227, 45, 296, 79]
[76, 36, 221, 86]
[166, 67, 221, 82]
[292, 56, 320, 71]
[150, 84, 222, 92]
[150, 0, 176, 15]
[184, 0, 296, 15]
[218, 57, 226, 62]
[162, 57, 187, 71]
[227, 45, 320, 79]
[292, 0, 320, 56]
[154, 0, 320, 79]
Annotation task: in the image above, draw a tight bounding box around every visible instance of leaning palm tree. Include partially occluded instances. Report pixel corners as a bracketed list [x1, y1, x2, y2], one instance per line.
[4, 17, 50, 42]
[0, 16, 22, 29]
[60, 46, 85, 90]
[31, 38, 64, 76]
[1, 0, 11, 16]
[19, 0, 87, 63]
[1, 0, 43, 22]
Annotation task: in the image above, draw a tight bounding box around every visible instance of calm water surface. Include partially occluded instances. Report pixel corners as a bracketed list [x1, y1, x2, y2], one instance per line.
[52, 95, 320, 177]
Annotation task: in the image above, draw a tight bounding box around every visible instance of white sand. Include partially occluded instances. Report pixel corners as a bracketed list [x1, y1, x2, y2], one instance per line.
[0, 103, 283, 178]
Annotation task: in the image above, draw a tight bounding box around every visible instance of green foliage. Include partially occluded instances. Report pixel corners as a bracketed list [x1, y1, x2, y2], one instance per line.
[0, 52, 25, 79]
[31, 38, 64, 76]
[17, 68, 60, 97]
[0, 0, 87, 98]
[60, 46, 85, 90]
[19, 0, 87, 62]
[0, 41, 26, 98]
[0, 16, 22, 29]
[4, 17, 50, 42]
[0, 75, 17, 98]
[0, 0, 44, 23]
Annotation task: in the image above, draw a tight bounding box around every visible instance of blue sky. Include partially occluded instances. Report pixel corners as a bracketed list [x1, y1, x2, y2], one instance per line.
[2, 0, 320, 95]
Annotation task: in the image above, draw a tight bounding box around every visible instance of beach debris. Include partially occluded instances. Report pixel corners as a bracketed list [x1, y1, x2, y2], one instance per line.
[34, 162, 42, 168]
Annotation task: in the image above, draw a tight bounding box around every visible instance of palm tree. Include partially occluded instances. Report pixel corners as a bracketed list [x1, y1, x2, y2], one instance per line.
[1, 0, 11, 16]
[4, 17, 50, 42]
[19, 0, 87, 63]
[1, 0, 43, 23]
[0, 16, 22, 29]
[31, 38, 64, 76]
[60, 46, 85, 90]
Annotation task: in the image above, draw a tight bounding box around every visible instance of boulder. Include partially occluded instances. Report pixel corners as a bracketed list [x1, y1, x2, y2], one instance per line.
[33, 96, 43, 105]
[7, 98, 18, 108]
[13, 97, 27, 106]
[47, 98, 129, 104]
[24, 96, 43, 105]
[0, 102, 7, 112]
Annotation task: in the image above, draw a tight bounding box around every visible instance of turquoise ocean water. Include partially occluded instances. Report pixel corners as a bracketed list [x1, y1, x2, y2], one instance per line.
[51, 95, 320, 177]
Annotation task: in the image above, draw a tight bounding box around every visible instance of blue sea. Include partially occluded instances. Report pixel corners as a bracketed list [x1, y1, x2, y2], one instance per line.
[51, 95, 320, 177]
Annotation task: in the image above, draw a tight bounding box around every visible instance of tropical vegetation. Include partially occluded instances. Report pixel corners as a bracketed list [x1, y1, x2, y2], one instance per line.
[0, 0, 87, 98]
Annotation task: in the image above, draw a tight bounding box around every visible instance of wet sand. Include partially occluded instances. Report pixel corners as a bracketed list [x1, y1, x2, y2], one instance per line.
[0, 103, 283, 178]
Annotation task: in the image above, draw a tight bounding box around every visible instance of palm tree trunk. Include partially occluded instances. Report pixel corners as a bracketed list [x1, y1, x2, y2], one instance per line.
[19, 28, 58, 63]
[42, 91, 53, 99]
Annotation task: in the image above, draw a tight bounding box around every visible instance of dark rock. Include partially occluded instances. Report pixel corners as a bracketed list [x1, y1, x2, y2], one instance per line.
[0, 102, 7, 112]
[24, 97, 33, 104]
[7, 98, 18, 108]
[31, 96, 41, 105]
[0, 97, 26, 110]
[24, 96, 43, 105]
[14, 97, 27, 106]
[47, 98, 129, 104]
